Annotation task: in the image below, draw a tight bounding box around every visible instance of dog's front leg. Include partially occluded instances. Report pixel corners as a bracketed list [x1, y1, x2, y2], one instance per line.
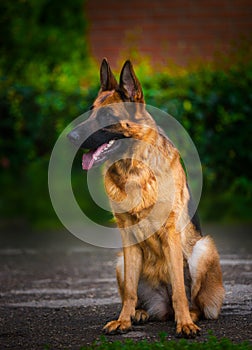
[103, 244, 142, 334]
[165, 229, 200, 338]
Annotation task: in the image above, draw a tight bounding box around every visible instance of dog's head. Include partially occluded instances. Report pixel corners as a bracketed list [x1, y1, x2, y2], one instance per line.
[67, 59, 156, 170]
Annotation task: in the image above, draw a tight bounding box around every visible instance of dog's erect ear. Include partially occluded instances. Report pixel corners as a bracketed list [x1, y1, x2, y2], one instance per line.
[100, 58, 118, 91]
[119, 60, 144, 102]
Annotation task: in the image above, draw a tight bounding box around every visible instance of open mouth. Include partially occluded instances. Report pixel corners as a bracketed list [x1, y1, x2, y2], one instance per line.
[68, 124, 127, 171]
[82, 139, 121, 170]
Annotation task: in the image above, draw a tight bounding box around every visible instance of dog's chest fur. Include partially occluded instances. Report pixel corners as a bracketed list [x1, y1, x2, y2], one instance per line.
[104, 136, 178, 220]
[105, 158, 158, 219]
[104, 148, 190, 287]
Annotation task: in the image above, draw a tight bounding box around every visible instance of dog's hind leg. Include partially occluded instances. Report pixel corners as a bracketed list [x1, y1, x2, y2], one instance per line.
[188, 236, 225, 321]
[137, 279, 174, 322]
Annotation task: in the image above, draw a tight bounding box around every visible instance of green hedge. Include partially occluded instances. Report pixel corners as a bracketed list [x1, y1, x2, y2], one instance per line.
[0, 0, 98, 227]
[141, 61, 252, 221]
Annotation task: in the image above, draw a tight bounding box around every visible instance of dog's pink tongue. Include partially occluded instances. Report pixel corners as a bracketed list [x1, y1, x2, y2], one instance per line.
[82, 144, 108, 170]
[82, 150, 96, 170]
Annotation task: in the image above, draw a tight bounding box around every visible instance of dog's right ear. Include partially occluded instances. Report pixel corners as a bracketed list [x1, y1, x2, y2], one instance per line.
[100, 58, 118, 91]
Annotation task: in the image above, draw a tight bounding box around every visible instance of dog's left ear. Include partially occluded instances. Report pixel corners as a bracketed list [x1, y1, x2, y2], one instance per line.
[119, 60, 144, 102]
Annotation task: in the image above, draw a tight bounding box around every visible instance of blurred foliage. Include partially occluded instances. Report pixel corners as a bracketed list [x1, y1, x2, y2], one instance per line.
[140, 57, 252, 221]
[0, 0, 100, 227]
[0, 1, 251, 227]
[79, 333, 251, 349]
[0, 0, 96, 168]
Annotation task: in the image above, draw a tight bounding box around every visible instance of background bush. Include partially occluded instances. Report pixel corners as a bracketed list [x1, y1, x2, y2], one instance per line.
[142, 59, 252, 222]
[0, 1, 251, 227]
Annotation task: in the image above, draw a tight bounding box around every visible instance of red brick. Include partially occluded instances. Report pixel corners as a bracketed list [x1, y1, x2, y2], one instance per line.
[85, 0, 252, 67]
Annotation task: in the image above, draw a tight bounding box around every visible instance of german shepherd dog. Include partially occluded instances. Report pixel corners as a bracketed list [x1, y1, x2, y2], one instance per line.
[68, 59, 225, 337]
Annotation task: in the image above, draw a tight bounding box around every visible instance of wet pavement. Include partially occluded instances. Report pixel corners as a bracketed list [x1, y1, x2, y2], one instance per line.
[0, 223, 251, 349]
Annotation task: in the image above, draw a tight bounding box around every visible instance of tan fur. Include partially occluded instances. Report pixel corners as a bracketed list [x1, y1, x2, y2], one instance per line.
[72, 59, 225, 337]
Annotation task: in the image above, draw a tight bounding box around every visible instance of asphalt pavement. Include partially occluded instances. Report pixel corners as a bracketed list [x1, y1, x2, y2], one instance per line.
[0, 223, 251, 349]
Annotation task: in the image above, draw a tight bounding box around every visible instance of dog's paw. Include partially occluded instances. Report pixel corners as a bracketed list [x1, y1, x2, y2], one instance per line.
[133, 309, 149, 324]
[176, 322, 200, 338]
[103, 320, 132, 334]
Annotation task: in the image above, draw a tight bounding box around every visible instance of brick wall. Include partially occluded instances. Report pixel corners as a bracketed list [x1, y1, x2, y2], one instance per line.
[86, 0, 252, 69]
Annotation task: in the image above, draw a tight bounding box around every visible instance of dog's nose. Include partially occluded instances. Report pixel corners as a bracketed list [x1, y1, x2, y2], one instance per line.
[67, 130, 80, 145]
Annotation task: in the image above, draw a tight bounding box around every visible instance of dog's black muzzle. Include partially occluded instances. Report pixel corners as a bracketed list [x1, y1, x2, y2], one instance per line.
[67, 121, 125, 151]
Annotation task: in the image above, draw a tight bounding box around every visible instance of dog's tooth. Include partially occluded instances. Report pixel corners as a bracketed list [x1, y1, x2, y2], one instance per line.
[109, 140, 115, 145]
